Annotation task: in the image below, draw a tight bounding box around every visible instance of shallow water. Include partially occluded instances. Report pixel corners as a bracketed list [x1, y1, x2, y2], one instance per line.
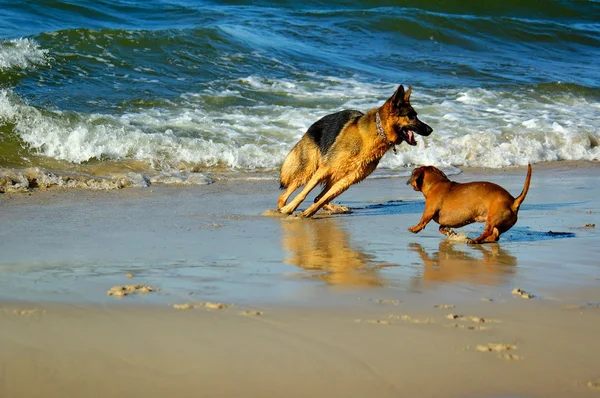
[1, 166, 598, 306]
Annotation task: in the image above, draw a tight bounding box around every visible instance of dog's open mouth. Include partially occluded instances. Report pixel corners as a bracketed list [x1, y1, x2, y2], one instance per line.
[402, 128, 417, 146]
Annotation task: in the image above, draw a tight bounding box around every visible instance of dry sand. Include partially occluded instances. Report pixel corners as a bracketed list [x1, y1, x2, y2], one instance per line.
[1, 161, 599, 398]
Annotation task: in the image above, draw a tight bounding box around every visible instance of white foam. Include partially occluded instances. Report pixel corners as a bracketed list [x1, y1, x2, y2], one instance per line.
[0, 38, 49, 70]
[381, 87, 600, 168]
[0, 167, 151, 193]
[1, 79, 598, 185]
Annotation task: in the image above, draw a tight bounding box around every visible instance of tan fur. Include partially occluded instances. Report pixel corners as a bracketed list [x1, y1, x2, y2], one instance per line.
[407, 164, 532, 243]
[278, 85, 431, 217]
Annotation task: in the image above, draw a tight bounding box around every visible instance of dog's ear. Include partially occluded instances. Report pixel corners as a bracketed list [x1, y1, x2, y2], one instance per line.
[390, 85, 413, 106]
[390, 85, 406, 106]
[407, 167, 425, 190]
[404, 85, 412, 103]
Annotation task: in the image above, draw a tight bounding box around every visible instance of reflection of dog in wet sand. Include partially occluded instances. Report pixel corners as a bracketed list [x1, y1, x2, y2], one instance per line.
[278, 85, 432, 217]
[281, 219, 394, 287]
[407, 165, 532, 243]
[410, 242, 517, 285]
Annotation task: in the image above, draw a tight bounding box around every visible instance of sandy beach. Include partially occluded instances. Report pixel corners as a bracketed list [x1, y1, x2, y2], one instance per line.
[1, 161, 600, 398]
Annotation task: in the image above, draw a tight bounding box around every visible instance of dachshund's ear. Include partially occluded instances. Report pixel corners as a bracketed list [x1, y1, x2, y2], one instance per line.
[407, 167, 425, 190]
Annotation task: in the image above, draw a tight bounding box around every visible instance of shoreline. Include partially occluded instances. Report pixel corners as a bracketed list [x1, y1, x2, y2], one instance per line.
[3, 159, 599, 194]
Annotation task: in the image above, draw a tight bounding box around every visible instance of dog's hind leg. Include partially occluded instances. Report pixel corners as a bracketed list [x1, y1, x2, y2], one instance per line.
[314, 183, 350, 214]
[468, 225, 499, 244]
[278, 182, 301, 210]
[279, 168, 328, 215]
[300, 175, 357, 218]
[470, 208, 514, 243]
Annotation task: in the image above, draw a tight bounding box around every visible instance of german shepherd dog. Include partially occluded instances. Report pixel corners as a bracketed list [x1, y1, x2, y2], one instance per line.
[278, 85, 433, 218]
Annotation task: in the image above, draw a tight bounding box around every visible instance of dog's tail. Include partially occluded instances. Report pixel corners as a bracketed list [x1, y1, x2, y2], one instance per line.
[512, 164, 532, 212]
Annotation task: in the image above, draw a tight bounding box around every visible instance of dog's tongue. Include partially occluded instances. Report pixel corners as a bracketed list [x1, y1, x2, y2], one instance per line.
[406, 130, 416, 146]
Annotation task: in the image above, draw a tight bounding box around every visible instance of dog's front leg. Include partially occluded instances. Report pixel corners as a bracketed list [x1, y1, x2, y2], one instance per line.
[408, 208, 436, 234]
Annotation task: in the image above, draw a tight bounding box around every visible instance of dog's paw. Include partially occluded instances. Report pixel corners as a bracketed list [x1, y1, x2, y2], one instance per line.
[298, 211, 316, 218]
[408, 226, 420, 233]
[439, 227, 457, 237]
[278, 206, 294, 215]
[323, 203, 351, 214]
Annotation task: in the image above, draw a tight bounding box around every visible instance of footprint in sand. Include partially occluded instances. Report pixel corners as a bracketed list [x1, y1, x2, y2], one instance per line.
[173, 303, 193, 310]
[389, 314, 434, 324]
[446, 313, 496, 331]
[12, 309, 45, 315]
[498, 353, 523, 360]
[354, 319, 392, 325]
[107, 284, 155, 297]
[368, 319, 392, 325]
[570, 223, 595, 230]
[476, 343, 516, 352]
[588, 379, 600, 390]
[447, 323, 489, 331]
[198, 302, 230, 310]
[173, 302, 231, 310]
[240, 310, 263, 316]
[512, 288, 535, 299]
[446, 314, 498, 324]
[434, 304, 455, 309]
[476, 343, 521, 360]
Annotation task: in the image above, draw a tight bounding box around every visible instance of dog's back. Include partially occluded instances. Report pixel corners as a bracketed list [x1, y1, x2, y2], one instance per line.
[447, 165, 532, 212]
[279, 110, 363, 189]
[307, 110, 364, 155]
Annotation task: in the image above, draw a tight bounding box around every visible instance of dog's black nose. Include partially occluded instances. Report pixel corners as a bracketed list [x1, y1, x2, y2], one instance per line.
[421, 123, 433, 136]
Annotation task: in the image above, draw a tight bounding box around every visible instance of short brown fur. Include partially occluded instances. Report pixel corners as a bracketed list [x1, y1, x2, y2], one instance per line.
[278, 85, 432, 217]
[407, 164, 532, 243]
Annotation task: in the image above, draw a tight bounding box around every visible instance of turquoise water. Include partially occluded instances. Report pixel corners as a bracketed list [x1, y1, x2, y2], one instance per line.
[1, 0, 599, 188]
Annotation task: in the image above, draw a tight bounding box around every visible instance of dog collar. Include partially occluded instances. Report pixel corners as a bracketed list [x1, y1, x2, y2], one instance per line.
[375, 111, 397, 154]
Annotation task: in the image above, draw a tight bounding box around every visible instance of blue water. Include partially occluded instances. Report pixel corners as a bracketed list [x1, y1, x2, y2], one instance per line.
[1, 0, 599, 189]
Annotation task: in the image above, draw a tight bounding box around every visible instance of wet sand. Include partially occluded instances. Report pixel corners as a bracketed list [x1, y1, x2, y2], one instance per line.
[1, 161, 600, 397]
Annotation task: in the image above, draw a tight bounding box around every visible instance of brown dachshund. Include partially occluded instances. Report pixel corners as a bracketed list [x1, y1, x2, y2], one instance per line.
[407, 164, 532, 243]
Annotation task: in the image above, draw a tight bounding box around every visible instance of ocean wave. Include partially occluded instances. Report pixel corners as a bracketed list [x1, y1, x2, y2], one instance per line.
[0, 166, 216, 193]
[1, 78, 598, 185]
[0, 38, 49, 70]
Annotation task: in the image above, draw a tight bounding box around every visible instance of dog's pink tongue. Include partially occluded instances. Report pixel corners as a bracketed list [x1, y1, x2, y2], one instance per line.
[408, 130, 415, 143]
